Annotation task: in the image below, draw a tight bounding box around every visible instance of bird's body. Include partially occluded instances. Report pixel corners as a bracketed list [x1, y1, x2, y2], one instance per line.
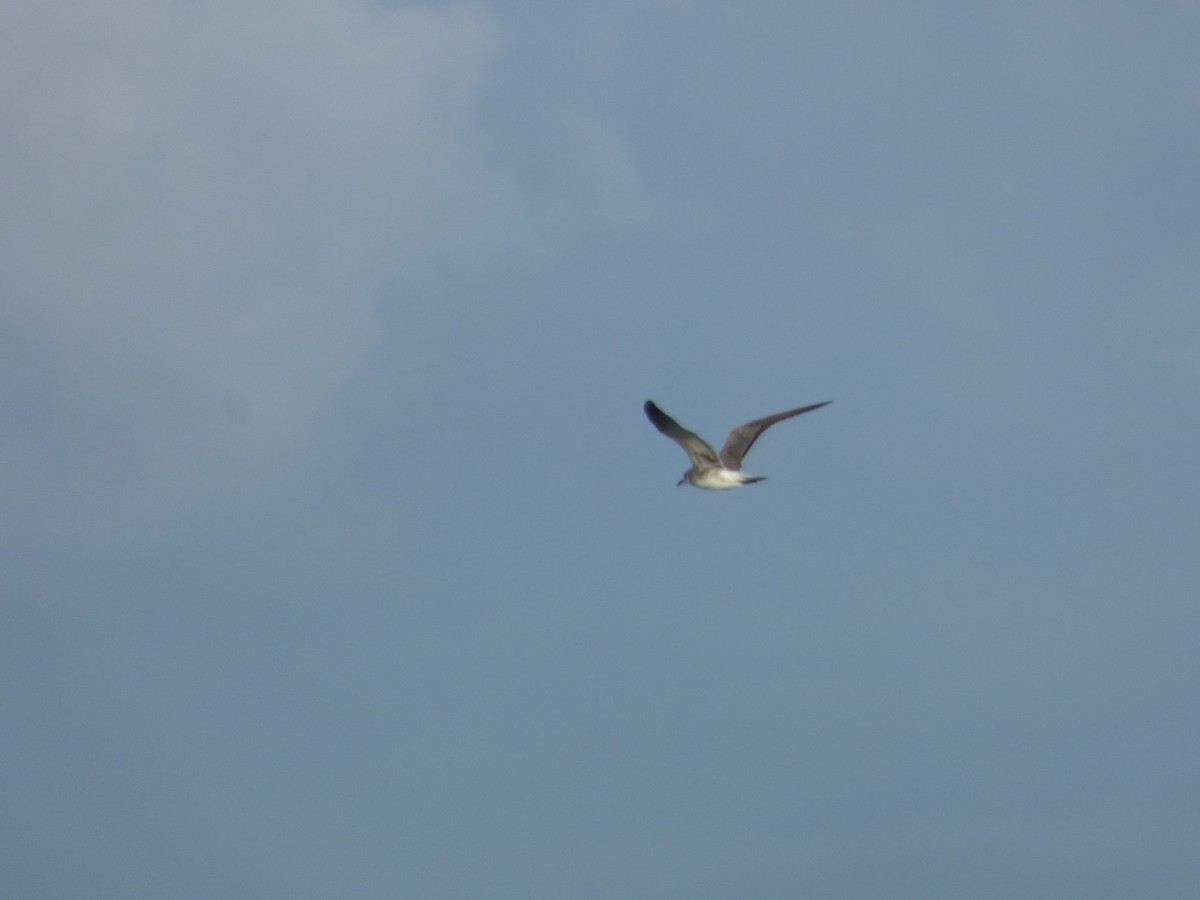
[682, 466, 764, 490]
[644, 399, 830, 490]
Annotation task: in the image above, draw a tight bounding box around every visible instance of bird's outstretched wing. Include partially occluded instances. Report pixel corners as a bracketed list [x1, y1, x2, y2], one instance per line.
[644, 400, 721, 468]
[719, 401, 831, 470]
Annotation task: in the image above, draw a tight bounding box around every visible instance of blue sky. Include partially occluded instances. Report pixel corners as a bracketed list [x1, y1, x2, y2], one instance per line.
[3, 1, 1199, 897]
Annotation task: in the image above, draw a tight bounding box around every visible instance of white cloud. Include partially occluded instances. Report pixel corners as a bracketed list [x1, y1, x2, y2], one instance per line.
[0, 1, 510, 546]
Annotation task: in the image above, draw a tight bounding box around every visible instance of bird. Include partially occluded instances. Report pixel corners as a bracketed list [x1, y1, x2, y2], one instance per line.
[644, 398, 831, 489]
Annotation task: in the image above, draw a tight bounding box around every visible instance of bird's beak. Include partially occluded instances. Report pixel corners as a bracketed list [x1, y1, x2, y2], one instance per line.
[676, 478, 685, 487]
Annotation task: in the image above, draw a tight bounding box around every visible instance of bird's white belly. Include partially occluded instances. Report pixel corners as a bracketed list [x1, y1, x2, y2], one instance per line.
[692, 467, 756, 490]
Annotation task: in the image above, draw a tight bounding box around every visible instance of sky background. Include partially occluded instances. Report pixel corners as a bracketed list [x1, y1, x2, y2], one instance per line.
[3, 1, 1199, 897]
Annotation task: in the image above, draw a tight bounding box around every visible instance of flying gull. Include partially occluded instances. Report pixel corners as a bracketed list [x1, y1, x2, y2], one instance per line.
[644, 399, 831, 489]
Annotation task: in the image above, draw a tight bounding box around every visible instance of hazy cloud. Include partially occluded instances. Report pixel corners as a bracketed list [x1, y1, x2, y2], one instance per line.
[0, 1, 509, 545]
